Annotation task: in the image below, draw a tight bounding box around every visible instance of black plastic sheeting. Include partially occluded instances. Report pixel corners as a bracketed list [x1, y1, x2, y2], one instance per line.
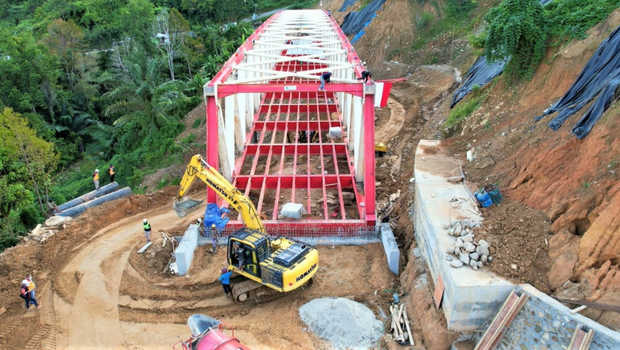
[451, 0, 551, 108]
[451, 56, 507, 108]
[339, 0, 358, 12]
[535, 26, 620, 139]
[340, 0, 386, 36]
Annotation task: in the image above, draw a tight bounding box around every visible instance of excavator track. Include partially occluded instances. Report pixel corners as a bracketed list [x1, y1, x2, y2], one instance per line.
[231, 278, 313, 304]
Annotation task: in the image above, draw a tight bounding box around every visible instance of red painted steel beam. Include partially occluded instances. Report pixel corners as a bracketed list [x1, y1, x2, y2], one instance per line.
[216, 83, 364, 98]
[258, 104, 338, 113]
[324, 10, 367, 79]
[253, 120, 339, 131]
[235, 175, 355, 189]
[363, 92, 376, 224]
[265, 92, 335, 99]
[207, 12, 282, 87]
[206, 96, 218, 204]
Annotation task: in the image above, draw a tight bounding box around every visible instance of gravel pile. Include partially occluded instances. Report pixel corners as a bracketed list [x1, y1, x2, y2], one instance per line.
[299, 297, 384, 349]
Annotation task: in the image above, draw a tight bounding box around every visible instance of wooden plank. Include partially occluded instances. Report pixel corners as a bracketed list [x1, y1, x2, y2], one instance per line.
[568, 326, 594, 350]
[475, 291, 529, 350]
[433, 275, 445, 310]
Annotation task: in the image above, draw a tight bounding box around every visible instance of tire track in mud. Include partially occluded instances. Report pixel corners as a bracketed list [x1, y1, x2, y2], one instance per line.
[24, 283, 57, 350]
[51, 204, 205, 349]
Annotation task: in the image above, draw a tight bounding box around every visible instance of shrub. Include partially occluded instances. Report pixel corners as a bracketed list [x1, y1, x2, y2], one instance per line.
[484, 0, 547, 79]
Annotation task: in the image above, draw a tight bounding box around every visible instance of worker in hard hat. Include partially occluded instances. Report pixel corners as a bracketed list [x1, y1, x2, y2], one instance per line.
[93, 169, 100, 190]
[143, 219, 152, 243]
[210, 224, 218, 254]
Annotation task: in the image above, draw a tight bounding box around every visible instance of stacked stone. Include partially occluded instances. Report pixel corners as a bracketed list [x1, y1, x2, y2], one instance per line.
[445, 221, 492, 270]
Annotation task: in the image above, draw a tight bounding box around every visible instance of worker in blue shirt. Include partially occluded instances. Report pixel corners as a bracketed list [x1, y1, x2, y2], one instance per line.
[218, 267, 232, 296]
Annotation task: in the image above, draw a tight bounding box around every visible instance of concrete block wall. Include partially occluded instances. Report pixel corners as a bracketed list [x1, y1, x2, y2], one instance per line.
[413, 140, 513, 331]
[379, 223, 399, 275]
[483, 284, 620, 349]
[174, 224, 200, 276]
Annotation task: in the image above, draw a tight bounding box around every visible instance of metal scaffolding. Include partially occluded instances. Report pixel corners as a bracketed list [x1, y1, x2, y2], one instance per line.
[204, 9, 376, 236]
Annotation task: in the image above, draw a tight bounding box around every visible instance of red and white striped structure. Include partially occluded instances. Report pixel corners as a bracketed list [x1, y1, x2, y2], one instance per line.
[204, 9, 377, 236]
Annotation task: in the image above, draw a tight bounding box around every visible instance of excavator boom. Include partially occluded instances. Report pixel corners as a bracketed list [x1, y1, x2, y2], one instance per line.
[174, 155, 265, 233]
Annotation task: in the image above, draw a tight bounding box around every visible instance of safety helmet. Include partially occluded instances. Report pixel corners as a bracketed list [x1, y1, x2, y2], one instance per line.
[143, 218, 147, 223]
[95, 169, 99, 172]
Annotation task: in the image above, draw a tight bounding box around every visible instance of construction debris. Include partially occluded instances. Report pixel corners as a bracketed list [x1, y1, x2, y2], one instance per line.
[445, 220, 492, 270]
[389, 302, 414, 346]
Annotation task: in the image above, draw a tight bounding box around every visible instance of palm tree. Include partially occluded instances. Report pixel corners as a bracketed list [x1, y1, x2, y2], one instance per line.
[102, 45, 191, 120]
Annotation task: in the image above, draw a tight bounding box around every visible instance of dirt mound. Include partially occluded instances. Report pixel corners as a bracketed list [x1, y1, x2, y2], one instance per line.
[474, 200, 552, 292]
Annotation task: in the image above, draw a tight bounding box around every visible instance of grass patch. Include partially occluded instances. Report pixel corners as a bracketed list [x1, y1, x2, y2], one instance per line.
[443, 85, 486, 134]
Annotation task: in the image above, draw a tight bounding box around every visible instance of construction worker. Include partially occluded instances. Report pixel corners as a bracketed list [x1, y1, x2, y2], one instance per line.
[143, 219, 152, 243]
[108, 165, 116, 183]
[93, 169, 100, 190]
[319, 71, 332, 90]
[358, 70, 372, 84]
[218, 267, 232, 296]
[209, 224, 218, 254]
[21, 275, 38, 309]
[233, 242, 245, 269]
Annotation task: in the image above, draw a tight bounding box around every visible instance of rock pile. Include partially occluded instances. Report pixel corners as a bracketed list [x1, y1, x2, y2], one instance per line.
[24, 215, 72, 243]
[445, 220, 492, 270]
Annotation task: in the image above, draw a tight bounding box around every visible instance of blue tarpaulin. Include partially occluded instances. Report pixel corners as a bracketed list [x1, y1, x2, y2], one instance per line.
[451, 56, 507, 107]
[340, 0, 386, 39]
[536, 26, 620, 138]
[203, 203, 230, 233]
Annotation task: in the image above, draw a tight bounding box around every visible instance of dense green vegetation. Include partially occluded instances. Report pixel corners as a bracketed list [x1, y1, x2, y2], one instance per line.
[483, 0, 618, 79]
[0, 0, 309, 250]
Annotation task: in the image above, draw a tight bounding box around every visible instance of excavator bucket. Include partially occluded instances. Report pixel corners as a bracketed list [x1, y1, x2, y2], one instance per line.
[173, 197, 203, 218]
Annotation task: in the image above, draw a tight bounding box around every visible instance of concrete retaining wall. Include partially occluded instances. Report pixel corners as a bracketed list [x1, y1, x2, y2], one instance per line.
[57, 187, 132, 217]
[56, 182, 119, 211]
[413, 140, 513, 331]
[174, 224, 200, 276]
[480, 284, 620, 349]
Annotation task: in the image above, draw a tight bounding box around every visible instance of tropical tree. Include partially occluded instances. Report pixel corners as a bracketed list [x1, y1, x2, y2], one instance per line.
[0, 107, 58, 215]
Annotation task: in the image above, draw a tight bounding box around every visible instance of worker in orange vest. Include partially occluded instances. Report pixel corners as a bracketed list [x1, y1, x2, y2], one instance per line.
[93, 169, 100, 190]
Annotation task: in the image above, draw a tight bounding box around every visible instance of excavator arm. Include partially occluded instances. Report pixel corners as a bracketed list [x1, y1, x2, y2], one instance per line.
[175, 154, 265, 233]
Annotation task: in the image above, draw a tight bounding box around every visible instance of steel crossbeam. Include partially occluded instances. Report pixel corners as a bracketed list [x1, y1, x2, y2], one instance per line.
[204, 9, 377, 236]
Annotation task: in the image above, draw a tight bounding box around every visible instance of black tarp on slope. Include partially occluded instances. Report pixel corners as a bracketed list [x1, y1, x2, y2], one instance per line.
[339, 0, 358, 12]
[535, 26, 620, 139]
[451, 0, 550, 108]
[340, 0, 386, 36]
[451, 56, 507, 107]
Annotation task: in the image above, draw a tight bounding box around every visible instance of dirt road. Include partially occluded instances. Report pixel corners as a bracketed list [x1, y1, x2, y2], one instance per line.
[53, 204, 204, 349]
[1, 195, 395, 349]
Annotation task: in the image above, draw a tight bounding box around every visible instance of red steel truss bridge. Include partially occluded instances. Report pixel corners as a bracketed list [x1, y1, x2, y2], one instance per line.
[203, 9, 389, 237]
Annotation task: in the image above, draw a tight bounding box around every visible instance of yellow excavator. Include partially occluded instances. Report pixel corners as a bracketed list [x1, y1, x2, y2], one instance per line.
[174, 154, 319, 302]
